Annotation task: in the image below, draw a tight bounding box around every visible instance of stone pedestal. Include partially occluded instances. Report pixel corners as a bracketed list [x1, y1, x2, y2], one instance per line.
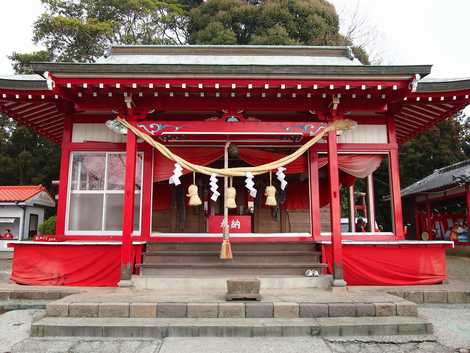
[226, 279, 261, 301]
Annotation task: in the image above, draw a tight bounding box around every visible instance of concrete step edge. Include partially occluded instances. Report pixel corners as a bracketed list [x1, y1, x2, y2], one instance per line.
[31, 316, 432, 338]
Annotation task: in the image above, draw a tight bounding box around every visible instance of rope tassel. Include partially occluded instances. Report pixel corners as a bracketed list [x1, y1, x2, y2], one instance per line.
[187, 172, 202, 206]
[265, 171, 277, 207]
[227, 177, 237, 209]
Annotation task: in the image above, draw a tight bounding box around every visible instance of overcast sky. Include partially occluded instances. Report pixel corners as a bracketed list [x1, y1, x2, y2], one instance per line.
[0, 0, 469, 80]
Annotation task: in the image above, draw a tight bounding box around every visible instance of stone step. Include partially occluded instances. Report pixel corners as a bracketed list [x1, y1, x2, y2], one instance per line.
[31, 316, 432, 338]
[133, 275, 332, 290]
[146, 242, 319, 252]
[46, 298, 417, 319]
[140, 262, 327, 276]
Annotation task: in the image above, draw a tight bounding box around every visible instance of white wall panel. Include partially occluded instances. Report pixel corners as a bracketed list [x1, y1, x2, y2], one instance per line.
[72, 123, 125, 143]
[338, 124, 388, 144]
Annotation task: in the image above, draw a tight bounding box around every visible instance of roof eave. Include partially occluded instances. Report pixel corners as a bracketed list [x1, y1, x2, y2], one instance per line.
[417, 79, 470, 93]
[32, 62, 432, 78]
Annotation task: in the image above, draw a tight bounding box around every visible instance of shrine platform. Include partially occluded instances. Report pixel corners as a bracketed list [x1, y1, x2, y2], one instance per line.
[31, 286, 434, 338]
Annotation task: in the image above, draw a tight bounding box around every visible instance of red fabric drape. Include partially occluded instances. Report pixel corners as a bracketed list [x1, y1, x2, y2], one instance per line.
[10, 244, 143, 286]
[154, 148, 223, 182]
[285, 172, 356, 210]
[323, 244, 448, 285]
[237, 148, 307, 174]
[337, 155, 383, 178]
[284, 181, 309, 209]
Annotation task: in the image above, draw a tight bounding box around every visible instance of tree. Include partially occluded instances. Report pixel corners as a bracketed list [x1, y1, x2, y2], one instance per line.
[33, 0, 191, 62]
[399, 113, 470, 187]
[7, 0, 469, 194]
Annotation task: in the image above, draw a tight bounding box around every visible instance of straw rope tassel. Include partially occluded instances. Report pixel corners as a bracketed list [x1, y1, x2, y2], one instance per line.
[227, 177, 237, 209]
[187, 172, 202, 206]
[220, 142, 233, 260]
[265, 171, 277, 206]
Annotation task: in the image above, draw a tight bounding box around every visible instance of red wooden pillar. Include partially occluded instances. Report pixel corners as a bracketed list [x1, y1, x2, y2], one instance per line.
[327, 126, 346, 286]
[55, 116, 72, 237]
[466, 184, 470, 230]
[387, 118, 405, 240]
[140, 145, 153, 241]
[308, 147, 321, 239]
[120, 119, 137, 284]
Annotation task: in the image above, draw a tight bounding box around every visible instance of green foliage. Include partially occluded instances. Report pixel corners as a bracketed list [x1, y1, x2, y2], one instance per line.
[8, 51, 52, 74]
[399, 113, 470, 187]
[38, 216, 56, 235]
[33, 0, 191, 62]
[188, 0, 342, 46]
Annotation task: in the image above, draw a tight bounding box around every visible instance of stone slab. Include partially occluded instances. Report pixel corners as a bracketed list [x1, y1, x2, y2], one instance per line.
[299, 303, 328, 318]
[423, 291, 448, 304]
[98, 303, 130, 318]
[374, 303, 396, 316]
[328, 303, 356, 317]
[68, 303, 99, 318]
[355, 303, 375, 317]
[187, 303, 218, 318]
[130, 303, 157, 318]
[396, 302, 418, 316]
[218, 303, 245, 318]
[157, 303, 187, 318]
[245, 302, 273, 318]
[273, 302, 299, 318]
[46, 303, 69, 317]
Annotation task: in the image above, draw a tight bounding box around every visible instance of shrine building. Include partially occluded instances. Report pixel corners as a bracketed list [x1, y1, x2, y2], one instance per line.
[3, 45, 469, 287]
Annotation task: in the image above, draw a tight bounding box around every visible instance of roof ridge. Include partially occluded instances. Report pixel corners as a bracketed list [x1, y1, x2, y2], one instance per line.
[436, 159, 470, 174]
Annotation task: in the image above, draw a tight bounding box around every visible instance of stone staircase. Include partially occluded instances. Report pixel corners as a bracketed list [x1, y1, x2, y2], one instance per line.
[139, 242, 327, 276]
[31, 293, 433, 338]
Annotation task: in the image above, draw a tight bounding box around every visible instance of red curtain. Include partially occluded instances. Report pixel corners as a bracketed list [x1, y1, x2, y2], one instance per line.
[337, 155, 383, 178]
[238, 148, 307, 174]
[318, 155, 383, 178]
[285, 171, 357, 210]
[10, 244, 143, 286]
[154, 148, 223, 182]
[323, 244, 448, 285]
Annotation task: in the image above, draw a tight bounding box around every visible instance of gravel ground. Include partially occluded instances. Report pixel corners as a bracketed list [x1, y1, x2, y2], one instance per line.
[0, 309, 43, 353]
[419, 304, 470, 350]
[447, 256, 470, 282]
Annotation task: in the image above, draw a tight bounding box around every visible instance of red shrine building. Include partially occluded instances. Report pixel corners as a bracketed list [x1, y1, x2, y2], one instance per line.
[2, 45, 469, 287]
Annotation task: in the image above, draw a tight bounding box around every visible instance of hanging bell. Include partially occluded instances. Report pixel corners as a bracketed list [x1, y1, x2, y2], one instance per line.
[265, 185, 277, 207]
[227, 186, 237, 209]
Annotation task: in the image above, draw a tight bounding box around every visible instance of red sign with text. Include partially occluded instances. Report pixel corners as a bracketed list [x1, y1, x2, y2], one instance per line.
[207, 215, 252, 233]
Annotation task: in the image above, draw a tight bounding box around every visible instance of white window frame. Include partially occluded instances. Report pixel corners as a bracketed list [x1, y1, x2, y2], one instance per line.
[318, 150, 394, 237]
[65, 151, 143, 236]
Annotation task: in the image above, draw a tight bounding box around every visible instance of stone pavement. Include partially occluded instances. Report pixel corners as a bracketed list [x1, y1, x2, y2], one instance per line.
[9, 336, 453, 353]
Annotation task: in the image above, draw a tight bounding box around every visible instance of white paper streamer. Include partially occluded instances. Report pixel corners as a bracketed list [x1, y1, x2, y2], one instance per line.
[169, 163, 183, 186]
[209, 174, 220, 201]
[276, 167, 288, 190]
[245, 172, 257, 198]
